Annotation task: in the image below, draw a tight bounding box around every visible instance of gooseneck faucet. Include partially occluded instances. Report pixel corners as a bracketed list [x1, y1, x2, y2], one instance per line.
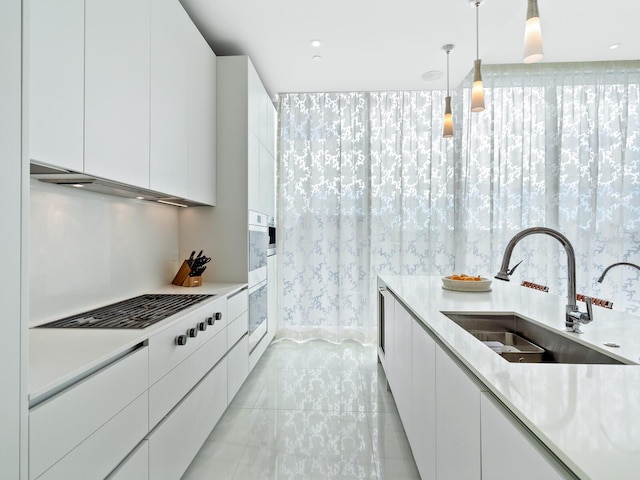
[495, 227, 593, 333]
[597, 262, 640, 283]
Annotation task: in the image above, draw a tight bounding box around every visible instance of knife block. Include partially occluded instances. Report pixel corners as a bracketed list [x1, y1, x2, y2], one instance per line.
[171, 260, 202, 287]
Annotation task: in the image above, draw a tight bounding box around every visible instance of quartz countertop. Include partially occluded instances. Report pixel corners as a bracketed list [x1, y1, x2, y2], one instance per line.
[29, 282, 246, 404]
[379, 274, 640, 480]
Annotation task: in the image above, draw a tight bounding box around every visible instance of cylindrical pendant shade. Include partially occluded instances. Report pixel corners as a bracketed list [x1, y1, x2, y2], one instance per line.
[443, 96, 454, 138]
[523, 16, 543, 63]
[471, 59, 485, 112]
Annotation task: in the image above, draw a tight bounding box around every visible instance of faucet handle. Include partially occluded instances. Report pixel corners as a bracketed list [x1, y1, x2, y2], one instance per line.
[582, 296, 593, 324]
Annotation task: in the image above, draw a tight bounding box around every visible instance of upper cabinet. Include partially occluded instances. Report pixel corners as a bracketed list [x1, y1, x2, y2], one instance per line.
[29, 0, 84, 172]
[84, 0, 151, 188]
[29, 0, 216, 206]
[149, 0, 216, 205]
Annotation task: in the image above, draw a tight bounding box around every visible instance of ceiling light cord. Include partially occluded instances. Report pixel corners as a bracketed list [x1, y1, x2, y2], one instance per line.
[475, 1, 480, 60]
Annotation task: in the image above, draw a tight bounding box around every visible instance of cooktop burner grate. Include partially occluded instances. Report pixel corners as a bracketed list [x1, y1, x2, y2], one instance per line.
[37, 294, 214, 329]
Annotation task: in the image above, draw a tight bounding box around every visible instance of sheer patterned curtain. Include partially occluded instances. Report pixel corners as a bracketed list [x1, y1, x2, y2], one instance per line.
[277, 61, 640, 344]
[458, 62, 640, 312]
[278, 92, 456, 343]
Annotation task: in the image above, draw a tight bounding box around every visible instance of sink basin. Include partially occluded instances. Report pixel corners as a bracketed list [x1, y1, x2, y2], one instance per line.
[442, 312, 630, 365]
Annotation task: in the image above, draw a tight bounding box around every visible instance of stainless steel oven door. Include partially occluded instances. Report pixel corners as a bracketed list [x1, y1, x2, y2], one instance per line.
[248, 279, 268, 352]
[248, 210, 267, 286]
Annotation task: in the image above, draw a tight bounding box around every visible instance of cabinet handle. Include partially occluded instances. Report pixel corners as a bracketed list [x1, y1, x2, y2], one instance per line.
[206, 316, 214, 326]
[187, 327, 198, 338]
[198, 321, 208, 332]
[175, 335, 188, 346]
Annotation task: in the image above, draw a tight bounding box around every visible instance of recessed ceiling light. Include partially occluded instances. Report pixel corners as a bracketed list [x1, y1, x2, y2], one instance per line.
[421, 70, 443, 82]
[309, 39, 323, 48]
[136, 196, 145, 200]
[609, 43, 622, 50]
[72, 184, 84, 188]
[312, 55, 322, 62]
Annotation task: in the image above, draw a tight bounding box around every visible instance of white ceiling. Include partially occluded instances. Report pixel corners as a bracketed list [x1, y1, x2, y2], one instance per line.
[180, 0, 640, 99]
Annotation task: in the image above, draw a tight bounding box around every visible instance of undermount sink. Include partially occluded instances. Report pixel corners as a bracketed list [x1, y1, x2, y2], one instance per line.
[442, 312, 631, 365]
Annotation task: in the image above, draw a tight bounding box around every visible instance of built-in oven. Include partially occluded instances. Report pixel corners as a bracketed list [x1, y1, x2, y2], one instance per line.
[248, 280, 267, 352]
[248, 210, 268, 352]
[267, 217, 276, 256]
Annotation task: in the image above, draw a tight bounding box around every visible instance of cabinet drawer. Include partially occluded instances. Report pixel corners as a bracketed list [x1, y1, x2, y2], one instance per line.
[29, 346, 148, 480]
[227, 311, 248, 350]
[36, 392, 148, 480]
[227, 335, 248, 404]
[107, 440, 149, 480]
[149, 327, 227, 428]
[149, 297, 227, 385]
[148, 357, 228, 480]
[228, 288, 248, 321]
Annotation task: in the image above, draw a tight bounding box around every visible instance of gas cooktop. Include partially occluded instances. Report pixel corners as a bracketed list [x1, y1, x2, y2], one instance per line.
[37, 294, 214, 329]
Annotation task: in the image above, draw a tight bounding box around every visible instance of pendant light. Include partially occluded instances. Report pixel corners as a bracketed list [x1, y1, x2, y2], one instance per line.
[523, 0, 543, 63]
[442, 44, 455, 138]
[470, 0, 485, 113]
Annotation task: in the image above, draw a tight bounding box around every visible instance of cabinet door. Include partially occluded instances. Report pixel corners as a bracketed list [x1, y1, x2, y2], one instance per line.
[248, 132, 260, 211]
[29, 0, 84, 172]
[435, 346, 482, 480]
[267, 254, 277, 335]
[149, 0, 189, 198]
[481, 393, 570, 480]
[411, 322, 436, 480]
[186, 28, 217, 205]
[247, 62, 262, 137]
[148, 358, 228, 480]
[107, 440, 149, 480]
[381, 289, 395, 386]
[259, 142, 274, 217]
[227, 335, 249, 404]
[393, 302, 413, 435]
[266, 98, 276, 156]
[85, 0, 150, 188]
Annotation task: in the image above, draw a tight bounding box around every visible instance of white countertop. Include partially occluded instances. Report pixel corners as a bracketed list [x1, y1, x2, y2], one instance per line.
[379, 274, 640, 480]
[29, 282, 246, 404]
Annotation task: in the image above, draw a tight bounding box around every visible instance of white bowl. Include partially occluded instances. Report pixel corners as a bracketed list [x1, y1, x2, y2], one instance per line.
[442, 275, 492, 292]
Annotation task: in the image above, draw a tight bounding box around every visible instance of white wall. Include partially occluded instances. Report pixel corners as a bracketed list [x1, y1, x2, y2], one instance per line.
[29, 180, 181, 325]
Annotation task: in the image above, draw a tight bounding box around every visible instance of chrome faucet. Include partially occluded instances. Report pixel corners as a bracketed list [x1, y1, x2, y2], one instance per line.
[597, 262, 640, 284]
[495, 227, 593, 333]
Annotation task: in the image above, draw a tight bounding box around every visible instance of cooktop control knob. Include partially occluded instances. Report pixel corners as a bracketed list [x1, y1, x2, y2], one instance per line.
[198, 321, 208, 332]
[188, 327, 198, 338]
[206, 316, 214, 326]
[175, 335, 188, 346]
[214, 312, 222, 321]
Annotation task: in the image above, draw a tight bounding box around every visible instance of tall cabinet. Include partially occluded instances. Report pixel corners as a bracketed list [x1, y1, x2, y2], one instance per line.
[179, 55, 276, 364]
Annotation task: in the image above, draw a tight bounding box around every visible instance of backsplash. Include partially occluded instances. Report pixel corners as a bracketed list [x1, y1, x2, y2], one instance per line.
[29, 179, 180, 325]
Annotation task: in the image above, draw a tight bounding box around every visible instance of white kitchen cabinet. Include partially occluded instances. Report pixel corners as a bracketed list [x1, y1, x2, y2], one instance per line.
[148, 357, 228, 480]
[260, 141, 275, 217]
[410, 321, 436, 480]
[380, 289, 395, 385]
[186, 25, 217, 206]
[227, 335, 249, 403]
[267, 254, 277, 337]
[435, 345, 483, 480]
[107, 440, 149, 480]
[29, 0, 84, 172]
[481, 393, 570, 480]
[84, 0, 150, 188]
[248, 132, 260, 212]
[149, 0, 190, 199]
[392, 301, 413, 434]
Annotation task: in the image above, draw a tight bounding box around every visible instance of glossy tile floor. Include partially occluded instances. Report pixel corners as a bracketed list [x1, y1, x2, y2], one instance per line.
[182, 340, 420, 480]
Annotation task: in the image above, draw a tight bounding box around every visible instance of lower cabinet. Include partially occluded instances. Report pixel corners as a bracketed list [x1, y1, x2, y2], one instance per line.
[410, 321, 436, 480]
[435, 345, 483, 480]
[147, 358, 228, 480]
[107, 440, 149, 480]
[227, 334, 249, 403]
[480, 393, 569, 480]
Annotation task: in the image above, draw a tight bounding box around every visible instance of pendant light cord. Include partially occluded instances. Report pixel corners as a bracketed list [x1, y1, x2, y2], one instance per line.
[475, 1, 480, 60]
[446, 51, 450, 96]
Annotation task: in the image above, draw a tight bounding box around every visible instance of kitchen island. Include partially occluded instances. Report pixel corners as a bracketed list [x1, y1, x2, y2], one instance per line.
[378, 274, 640, 480]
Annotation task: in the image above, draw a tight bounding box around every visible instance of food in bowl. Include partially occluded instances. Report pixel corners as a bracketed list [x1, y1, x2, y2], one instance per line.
[447, 274, 483, 281]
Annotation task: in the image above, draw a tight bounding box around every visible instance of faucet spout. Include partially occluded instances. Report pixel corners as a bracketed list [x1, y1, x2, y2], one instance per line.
[495, 227, 591, 333]
[597, 262, 640, 283]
